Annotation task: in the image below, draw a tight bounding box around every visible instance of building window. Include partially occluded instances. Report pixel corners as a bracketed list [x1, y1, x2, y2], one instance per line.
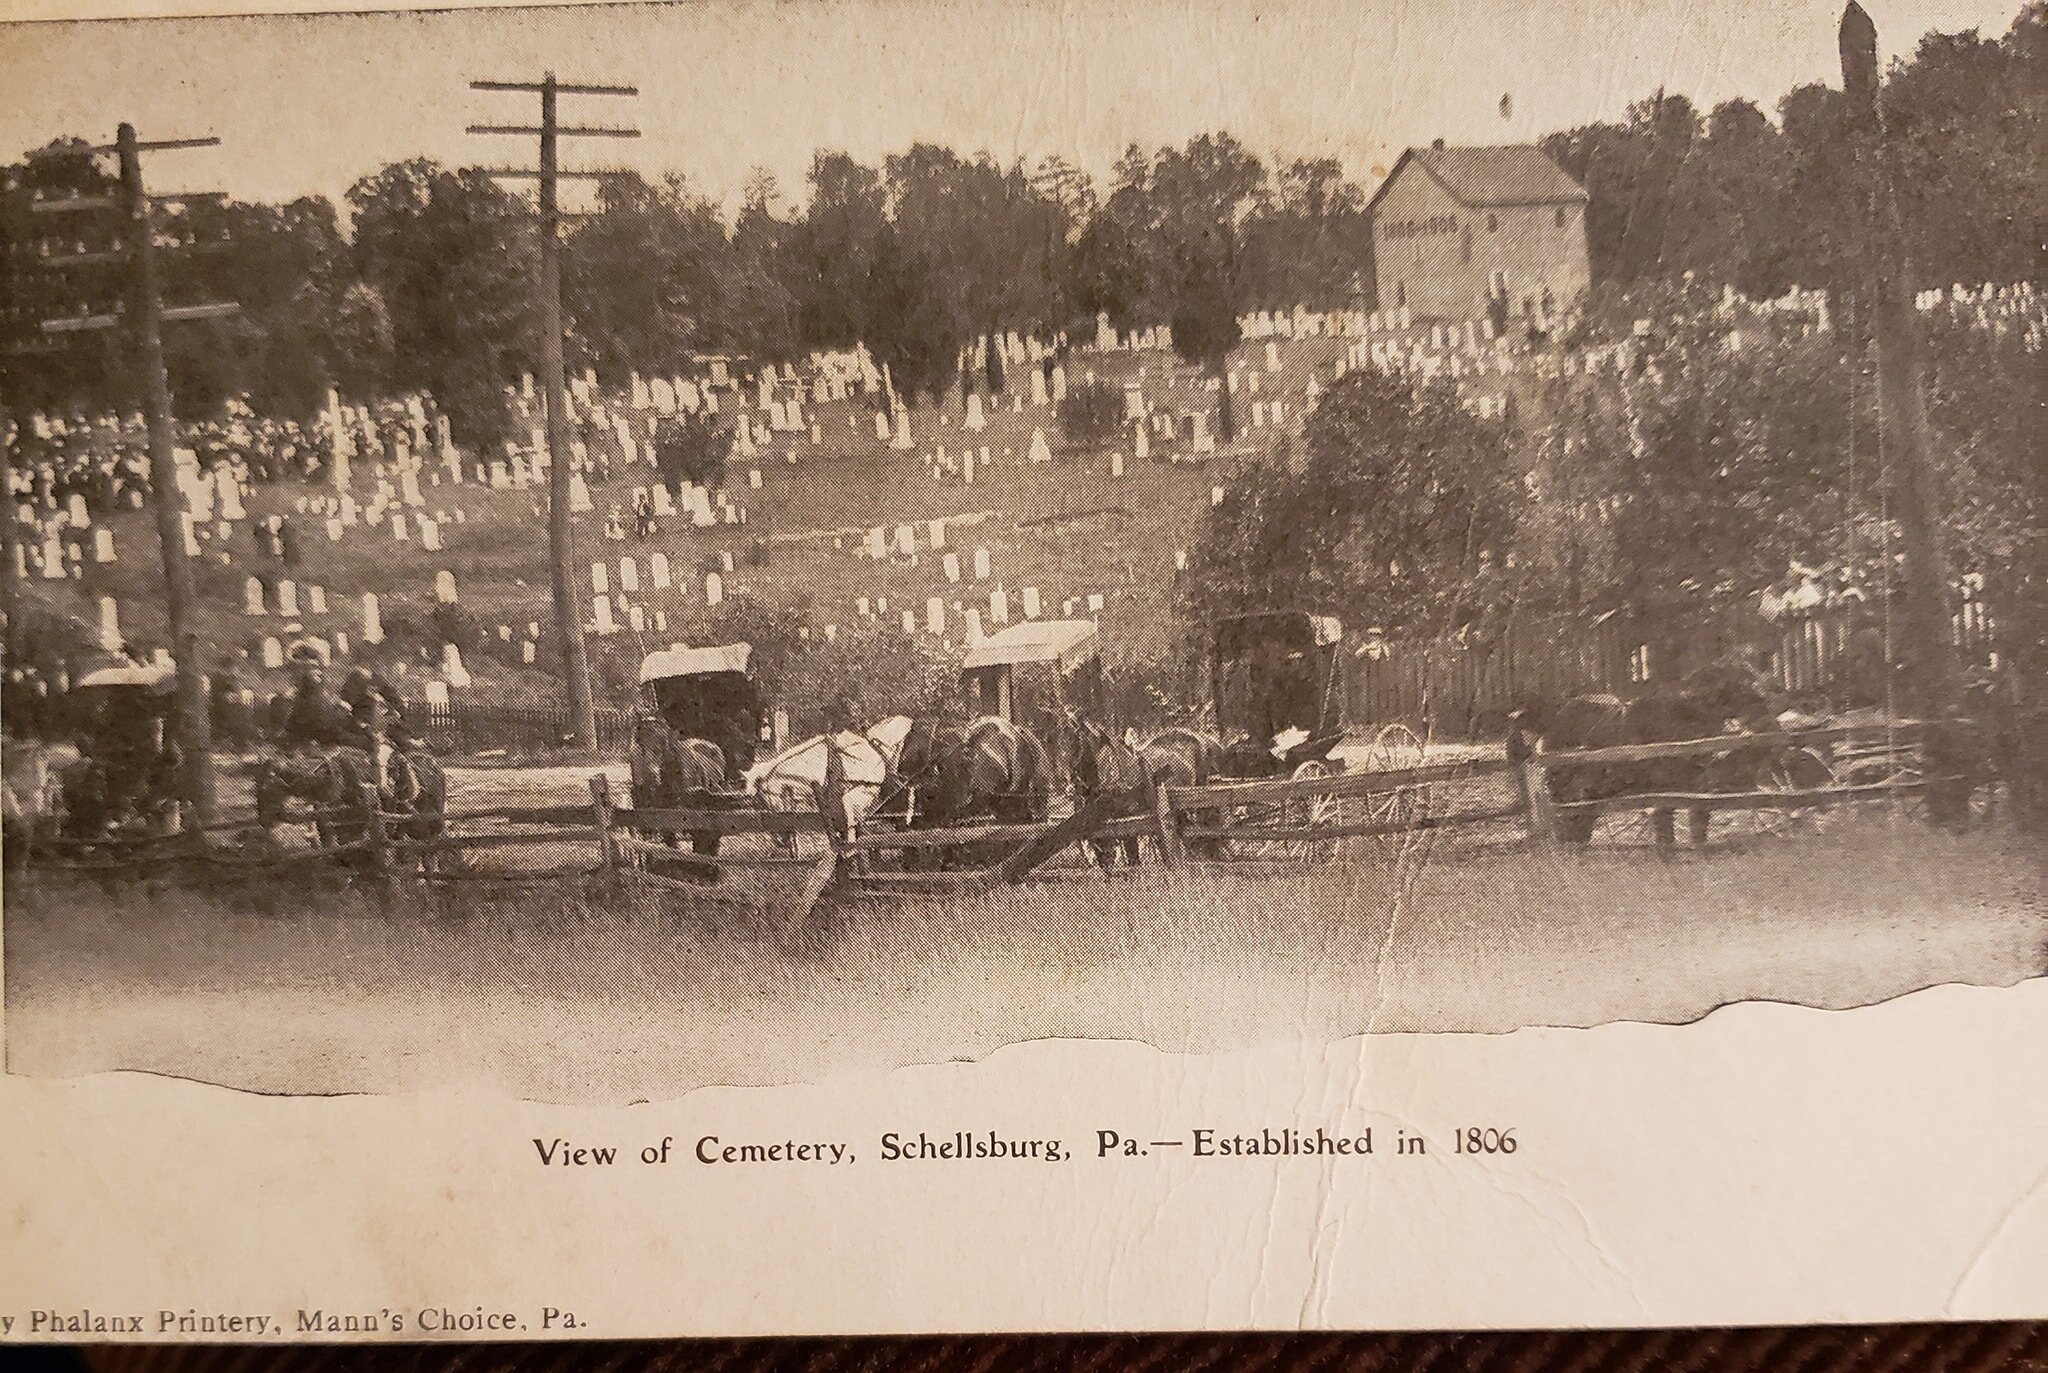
[1486, 213, 1498, 232]
[1555, 206, 1568, 228]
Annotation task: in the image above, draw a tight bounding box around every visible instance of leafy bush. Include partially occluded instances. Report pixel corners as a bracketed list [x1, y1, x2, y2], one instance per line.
[651, 412, 729, 495]
[1056, 378, 1125, 449]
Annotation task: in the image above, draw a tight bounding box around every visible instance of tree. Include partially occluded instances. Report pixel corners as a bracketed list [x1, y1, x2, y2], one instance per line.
[715, 171, 800, 362]
[1241, 156, 1372, 307]
[1118, 134, 1270, 441]
[786, 152, 888, 351]
[563, 171, 727, 378]
[650, 411, 727, 495]
[348, 159, 535, 449]
[1179, 367, 1524, 637]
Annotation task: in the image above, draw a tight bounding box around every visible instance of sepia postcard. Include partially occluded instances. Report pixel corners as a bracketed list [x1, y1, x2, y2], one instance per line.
[1, 0, 2043, 1340]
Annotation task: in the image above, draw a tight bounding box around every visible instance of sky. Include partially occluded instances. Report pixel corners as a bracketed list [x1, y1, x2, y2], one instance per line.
[3, 0, 2028, 216]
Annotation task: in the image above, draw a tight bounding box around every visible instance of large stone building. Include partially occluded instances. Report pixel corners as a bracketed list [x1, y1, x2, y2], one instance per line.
[1367, 141, 1590, 325]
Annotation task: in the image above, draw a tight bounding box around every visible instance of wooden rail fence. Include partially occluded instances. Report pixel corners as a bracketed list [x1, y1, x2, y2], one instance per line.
[8, 717, 1982, 937]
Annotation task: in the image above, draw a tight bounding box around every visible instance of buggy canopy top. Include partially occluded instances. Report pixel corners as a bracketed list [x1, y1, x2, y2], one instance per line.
[1210, 611, 1343, 656]
[73, 662, 173, 691]
[960, 620, 1099, 674]
[637, 642, 753, 685]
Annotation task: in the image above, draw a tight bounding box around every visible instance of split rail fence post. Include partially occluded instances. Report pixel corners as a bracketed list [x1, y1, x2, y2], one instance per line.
[1151, 777, 1185, 868]
[589, 774, 617, 871]
[1522, 757, 1556, 850]
[358, 782, 396, 900]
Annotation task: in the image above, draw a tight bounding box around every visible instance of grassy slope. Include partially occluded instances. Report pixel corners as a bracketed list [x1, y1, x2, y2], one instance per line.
[24, 330, 1481, 711]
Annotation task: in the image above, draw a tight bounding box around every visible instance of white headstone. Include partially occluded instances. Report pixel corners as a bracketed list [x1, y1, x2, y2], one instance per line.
[277, 580, 300, 617]
[593, 594, 616, 633]
[1020, 586, 1042, 619]
[591, 561, 609, 594]
[618, 557, 639, 593]
[261, 636, 284, 669]
[361, 593, 383, 644]
[990, 588, 1009, 625]
[418, 517, 442, 552]
[705, 572, 723, 606]
[441, 643, 471, 689]
[97, 596, 121, 651]
[308, 585, 328, 615]
[244, 577, 266, 616]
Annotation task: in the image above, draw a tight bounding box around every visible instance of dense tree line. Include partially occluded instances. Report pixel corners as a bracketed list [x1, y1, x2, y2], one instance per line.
[2, 4, 2037, 444]
[1543, 4, 2042, 297]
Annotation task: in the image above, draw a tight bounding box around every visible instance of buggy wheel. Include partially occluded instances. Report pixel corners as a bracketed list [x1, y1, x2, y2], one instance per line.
[1723, 747, 1836, 840]
[1289, 758, 1341, 862]
[1361, 723, 1428, 832]
[1219, 759, 1340, 863]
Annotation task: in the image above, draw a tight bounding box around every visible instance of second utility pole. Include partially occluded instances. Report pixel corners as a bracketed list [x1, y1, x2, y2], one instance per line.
[470, 74, 637, 753]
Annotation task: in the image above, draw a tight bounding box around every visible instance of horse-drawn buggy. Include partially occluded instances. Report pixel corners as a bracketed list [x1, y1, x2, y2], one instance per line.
[629, 643, 771, 855]
[1197, 610, 1429, 859]
[959, 618, 1104, 773]
[30, 660, 185, 848]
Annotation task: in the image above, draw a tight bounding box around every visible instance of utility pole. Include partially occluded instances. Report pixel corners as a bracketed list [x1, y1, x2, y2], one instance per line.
[469, 74, 638, 753]
[36, 125, 239, 824]
[1838, 3, 1969, 823]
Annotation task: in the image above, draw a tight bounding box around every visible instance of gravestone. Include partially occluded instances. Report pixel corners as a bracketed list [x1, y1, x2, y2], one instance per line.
[361, 593, 384, 644]
[705, 572, 723, 607]
[308, 585, 327, 615]
[619, 557, 639, 593]
[650, 553, 671, 589]
[435, 571, 457, 604]
[1020, 587, 1041, 619]
[277, 580, 300, 617]
[244, 577, 266, 616]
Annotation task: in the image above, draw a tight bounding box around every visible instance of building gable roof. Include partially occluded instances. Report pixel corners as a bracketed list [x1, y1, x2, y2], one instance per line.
[1367, 144, 1588, 216]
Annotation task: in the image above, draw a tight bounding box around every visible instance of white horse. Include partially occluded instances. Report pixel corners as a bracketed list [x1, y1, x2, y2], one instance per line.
[745, 715, 913, 831]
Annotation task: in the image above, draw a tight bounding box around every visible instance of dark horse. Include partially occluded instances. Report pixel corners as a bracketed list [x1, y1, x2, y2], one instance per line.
[875, 716, 1053, 867]
[1508, 659, 1787, 846]
[250, 743, 449, 871]
[1067, 717, 1230, 866]
[627, 710, 731, 856]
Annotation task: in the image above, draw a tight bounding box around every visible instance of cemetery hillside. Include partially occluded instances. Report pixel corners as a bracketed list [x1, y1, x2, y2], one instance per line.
[2, 4, 2042, 750]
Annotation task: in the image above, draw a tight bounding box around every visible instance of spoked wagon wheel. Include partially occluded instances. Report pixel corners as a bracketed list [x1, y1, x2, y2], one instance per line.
[1360, 723, 1428, 832]
[1721, 747, 1837, 841]
[1287, 758, 1342, 862]
[1221, 759, 1341, 863]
